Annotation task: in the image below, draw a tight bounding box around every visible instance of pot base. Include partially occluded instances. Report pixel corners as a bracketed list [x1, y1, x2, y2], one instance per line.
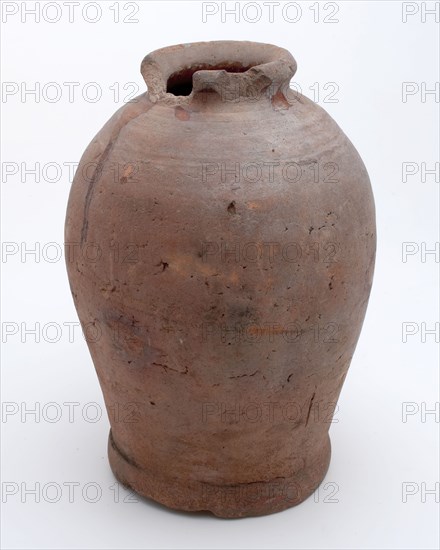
[108, 430, 331, 518]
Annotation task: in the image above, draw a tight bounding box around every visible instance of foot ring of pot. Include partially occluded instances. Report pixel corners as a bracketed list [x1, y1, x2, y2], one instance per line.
[107, 429, 331, 518]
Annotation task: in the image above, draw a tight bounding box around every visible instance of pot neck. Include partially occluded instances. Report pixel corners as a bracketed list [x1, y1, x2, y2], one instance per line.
[141, 41, 296, 105]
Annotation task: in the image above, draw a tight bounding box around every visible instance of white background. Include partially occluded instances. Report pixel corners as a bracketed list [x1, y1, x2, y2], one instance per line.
[1, 1, 439, 548]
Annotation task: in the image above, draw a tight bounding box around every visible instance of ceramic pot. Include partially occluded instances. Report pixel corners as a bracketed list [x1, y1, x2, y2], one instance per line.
[65, 41, 376, 518]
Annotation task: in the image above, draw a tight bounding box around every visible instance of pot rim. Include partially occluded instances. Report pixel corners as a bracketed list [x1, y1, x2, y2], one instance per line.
[140, 40, 297, 103]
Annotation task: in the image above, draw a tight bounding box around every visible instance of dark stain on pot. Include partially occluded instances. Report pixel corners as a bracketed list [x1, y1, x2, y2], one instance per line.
[328, 275, 334, 290]
[227, 201, 236, 215]
[156, 260, 169, 272]
[228, 304, 256, 321]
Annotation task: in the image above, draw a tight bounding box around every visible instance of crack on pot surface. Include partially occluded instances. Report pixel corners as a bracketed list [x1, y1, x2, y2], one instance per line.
[305, 392, 316, 427]
[80, 140, 114, 246]
[152, 362, 188, 375]
[228, 370, 259, 379]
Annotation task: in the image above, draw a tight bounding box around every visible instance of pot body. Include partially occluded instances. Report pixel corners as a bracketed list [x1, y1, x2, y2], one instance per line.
[65, 41, 375, 518]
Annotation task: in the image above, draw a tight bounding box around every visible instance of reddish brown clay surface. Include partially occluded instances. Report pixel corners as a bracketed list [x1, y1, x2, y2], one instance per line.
[65, 41, 376, 518]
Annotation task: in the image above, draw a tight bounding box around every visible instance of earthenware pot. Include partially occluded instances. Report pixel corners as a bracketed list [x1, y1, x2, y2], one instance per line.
[65, 41, 376, 518]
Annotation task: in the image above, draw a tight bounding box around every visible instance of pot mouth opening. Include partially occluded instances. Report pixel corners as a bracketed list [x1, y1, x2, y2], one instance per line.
[141, 41, 297, 102]
[166, 63, 254, 96]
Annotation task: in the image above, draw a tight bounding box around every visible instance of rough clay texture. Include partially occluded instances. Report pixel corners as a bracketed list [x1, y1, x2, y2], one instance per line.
[65, 41, 376, 518]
